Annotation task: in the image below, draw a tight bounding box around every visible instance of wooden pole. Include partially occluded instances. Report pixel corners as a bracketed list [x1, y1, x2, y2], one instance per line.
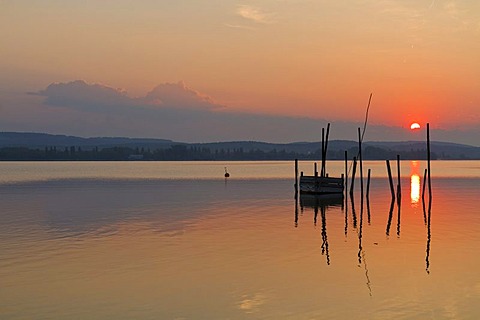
[344, 150, 348, 198]
[350, 156, 357, 197]
[422, 168, 427, 201]
[396, 154, 401, 199]
[321, 128, 325, 178]
[294, 159, 299, 194]
[427, 123, 432, 198]
[386, 160, 395, 199]
[324, 123, 330, 177]
[358, 127, 364, 201]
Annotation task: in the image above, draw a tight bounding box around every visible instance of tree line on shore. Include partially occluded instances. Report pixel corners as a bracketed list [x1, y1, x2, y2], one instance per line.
[0, 145, 439, 161]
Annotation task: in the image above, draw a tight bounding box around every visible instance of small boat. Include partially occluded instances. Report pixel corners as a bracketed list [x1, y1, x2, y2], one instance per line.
[297, 123, 344, 195]
[299, 175, 344, 195]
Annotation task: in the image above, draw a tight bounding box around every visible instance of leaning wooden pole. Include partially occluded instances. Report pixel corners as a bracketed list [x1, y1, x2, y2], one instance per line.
[350, 156, 357, 197]
[427, 123, 432, 198]
[358, 127, 364, 201]
[324, 123, 331, 177]
[386, 160, 395, 200]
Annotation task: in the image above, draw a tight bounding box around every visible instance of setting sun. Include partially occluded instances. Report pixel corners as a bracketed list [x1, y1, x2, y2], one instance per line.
[410, 122, 421, 130]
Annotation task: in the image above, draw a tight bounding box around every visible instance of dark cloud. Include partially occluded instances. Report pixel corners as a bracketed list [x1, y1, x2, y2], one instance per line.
[34, 80, 223, 113]
[35, 80, 136, 112]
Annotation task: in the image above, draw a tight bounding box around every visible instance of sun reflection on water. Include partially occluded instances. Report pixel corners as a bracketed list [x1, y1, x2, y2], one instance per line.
[411, 174, 420, 204]
[410, 161, 421, 205]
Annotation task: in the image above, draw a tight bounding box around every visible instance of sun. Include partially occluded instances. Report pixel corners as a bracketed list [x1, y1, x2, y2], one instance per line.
[410, 122, 421, 130]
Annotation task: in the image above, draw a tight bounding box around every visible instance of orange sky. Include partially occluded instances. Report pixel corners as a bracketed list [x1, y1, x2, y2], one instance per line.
[1, 0, 479, 135]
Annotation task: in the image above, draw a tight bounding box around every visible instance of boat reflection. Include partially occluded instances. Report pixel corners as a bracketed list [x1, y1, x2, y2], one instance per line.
[297, 193, 343, 265]
[299, 193, 344, 210]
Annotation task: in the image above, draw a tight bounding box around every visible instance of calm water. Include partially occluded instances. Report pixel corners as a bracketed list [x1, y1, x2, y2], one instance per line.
[0, 161, 479, 319]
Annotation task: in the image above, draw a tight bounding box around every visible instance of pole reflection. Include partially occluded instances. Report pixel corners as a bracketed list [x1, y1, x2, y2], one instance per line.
[356, 202, 372, 296]
[292, 159, 433, 279]
[320, 205, 330, 265]
[297, 194, 343, 265]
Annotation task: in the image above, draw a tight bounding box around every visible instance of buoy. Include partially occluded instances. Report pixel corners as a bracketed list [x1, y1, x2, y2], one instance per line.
[224, 167, 230, 178]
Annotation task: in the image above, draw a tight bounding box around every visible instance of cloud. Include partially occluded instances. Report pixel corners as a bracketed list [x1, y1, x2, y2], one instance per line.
[34, 80, 134, 112]
[236, 5, 274, 24]
[225, 23, 255, 30]
[144, 81, 224, 110]
[34, 80, 223, 113]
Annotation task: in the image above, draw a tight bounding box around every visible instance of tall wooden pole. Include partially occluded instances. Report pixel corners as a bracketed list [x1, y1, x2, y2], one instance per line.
[324, 123, 330, 177]
[427, 123, 432, 198]
[344, 150, 348, 198]
[396, 154, 401, 199]
[294, 159, 299, 194]
[321, 128, 325, 178]
[350, 156, 357, 197]
[358, 127, 364, 201]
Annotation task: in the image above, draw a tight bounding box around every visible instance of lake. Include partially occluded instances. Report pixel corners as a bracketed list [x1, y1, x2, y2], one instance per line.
[0, 160, 479, 319]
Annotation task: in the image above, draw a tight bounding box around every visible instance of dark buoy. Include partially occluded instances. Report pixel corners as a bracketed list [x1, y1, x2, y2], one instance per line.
[224, 167, 230, 178]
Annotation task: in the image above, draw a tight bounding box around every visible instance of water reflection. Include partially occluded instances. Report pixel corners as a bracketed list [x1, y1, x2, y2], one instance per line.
[411, 174, 420, 204]
[4, 163, 480, 319]
[425, 201, 432, 274]
[296, 168, 434, 280]
[410, 161, 422, 206]
[350, 193, 358, 229]
[356, 200, 373, 296]
[423, 174, 433, 274]
[385, 198, 395, 236]
[297, 194, 343, 265]
[299, 194, 344, 210]
[384, 189, 403, 237]
[396, 196, 402, 237]
[320, 205, 330, 265]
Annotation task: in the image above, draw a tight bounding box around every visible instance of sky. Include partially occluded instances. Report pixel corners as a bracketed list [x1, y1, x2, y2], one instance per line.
[1, 0, 479, 145]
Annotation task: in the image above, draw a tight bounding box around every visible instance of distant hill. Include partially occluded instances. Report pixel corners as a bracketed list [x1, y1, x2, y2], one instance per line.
[194, 140, 480, 159]
[365, 141, 480, 160]
[0, 132, 173, 148]
[0, 132, 479, 160]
